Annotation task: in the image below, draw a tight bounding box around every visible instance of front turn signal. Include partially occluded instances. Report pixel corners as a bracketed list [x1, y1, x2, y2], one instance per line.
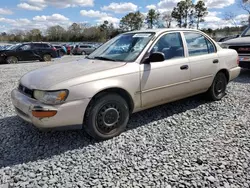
[32, 110, 57, 118]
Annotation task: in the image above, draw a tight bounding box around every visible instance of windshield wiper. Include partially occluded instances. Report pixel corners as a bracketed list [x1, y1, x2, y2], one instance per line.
[93, 56, 116, 61]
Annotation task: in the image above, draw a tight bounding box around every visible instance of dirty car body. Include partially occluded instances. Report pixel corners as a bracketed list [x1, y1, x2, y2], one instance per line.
[11, 29, 241, 140]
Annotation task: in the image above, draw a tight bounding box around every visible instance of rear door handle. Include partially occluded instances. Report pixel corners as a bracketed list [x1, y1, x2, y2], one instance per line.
[213, 59, 219, 64]
[180, 65, 189, 70]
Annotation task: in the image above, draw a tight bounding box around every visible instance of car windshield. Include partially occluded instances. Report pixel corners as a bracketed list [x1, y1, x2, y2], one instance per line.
[241, 26, 250, 37]
[7, 44, 21, 50]
[87, 32, 155, 62]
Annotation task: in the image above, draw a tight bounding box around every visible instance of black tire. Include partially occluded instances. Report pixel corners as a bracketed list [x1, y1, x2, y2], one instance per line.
[43, 54, 51, 62]
[207, 72, 227, 100]
[84, 93, 129, 140]
[81, 51, 86, 55]
[59, 51, 64, 57]
[6, 56, 18, 64]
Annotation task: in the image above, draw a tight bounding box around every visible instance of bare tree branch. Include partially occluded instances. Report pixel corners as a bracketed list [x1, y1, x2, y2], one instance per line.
[223, 12, 238, 27]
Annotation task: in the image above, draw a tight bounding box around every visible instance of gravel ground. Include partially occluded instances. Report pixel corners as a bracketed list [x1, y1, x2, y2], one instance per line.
[0, 58, 250, 188]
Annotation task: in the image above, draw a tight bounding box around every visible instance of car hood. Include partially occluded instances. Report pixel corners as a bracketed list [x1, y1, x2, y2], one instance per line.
[223, 37, 250, 45]
[20, 58, 126, 90]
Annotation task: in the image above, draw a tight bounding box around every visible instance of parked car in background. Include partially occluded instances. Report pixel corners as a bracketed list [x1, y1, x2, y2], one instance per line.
[217, 35, 239, 42]
[11, 29, 240, 140]
[63, 44, 72, 55]
[53, 45, 66, 57]
[0, 42, 58, 64]
[72, 44, 96, 55]
[221, 26, 250, 69]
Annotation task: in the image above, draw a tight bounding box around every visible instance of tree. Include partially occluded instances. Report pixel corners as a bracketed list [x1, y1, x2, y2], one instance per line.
[224, 12, 239, 27]
[163, 12, 173, 28]
[68, 23, 83, 41]
[194, 0, 208, 29]
[120, 11, 144, 31]
[183, 0, 193, 28]
[99, 20, 109, 41]
[239, 0, 250, 25]
[27, 29, 42, 41]
[146, 9, 160, 29]
[47, 25, 66, 41]
[172, 2, 184, 28]
[172, 0, 195, 28]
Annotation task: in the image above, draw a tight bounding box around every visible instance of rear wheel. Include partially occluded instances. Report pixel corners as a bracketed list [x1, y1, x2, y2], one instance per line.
[81, 51, 86, 55]
[84, 93, 129, 140]
[207, 72, 227, 100]
[59, 51, 64, 57]
[6, 56, 18, 64]
[43, 54, 51, 62]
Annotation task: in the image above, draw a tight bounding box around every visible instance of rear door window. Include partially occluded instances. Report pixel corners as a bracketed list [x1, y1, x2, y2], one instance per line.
[184, 32, 215, 56]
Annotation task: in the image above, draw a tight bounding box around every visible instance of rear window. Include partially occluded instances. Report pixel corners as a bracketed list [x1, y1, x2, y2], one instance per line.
[33, 43, 50, 49]
[80, 45, 91, 48]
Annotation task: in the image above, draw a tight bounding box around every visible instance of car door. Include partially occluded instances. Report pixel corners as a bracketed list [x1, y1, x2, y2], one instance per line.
[183, 32, 219, 92]
[84, 45, 92, 54]
[16, 44, 34, 61]
[140, 32, 191, 108]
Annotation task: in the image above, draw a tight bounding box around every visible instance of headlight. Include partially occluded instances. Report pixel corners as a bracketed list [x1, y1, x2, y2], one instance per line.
[219, 43, 229, 49]
[33, 90, 69, 104]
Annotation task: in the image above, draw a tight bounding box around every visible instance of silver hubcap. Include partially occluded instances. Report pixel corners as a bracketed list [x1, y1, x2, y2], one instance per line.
[103, 108, 119, 127]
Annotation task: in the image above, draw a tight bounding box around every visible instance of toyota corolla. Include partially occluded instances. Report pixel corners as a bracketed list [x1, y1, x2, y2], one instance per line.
[11, 29, 241, 140]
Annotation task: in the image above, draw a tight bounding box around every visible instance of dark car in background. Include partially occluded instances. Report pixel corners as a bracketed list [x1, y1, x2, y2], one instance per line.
[221, 26, 250, 69]
[0, 42, 58, 64]
[72, 44, 96, 55]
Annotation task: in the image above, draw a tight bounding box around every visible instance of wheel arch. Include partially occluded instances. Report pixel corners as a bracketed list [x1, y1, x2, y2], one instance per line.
[217, 69, 230, 83]
[86, 87, 135, 114]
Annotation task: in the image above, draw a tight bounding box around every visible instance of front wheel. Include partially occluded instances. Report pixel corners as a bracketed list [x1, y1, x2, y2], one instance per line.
[43, 54, 51, 62]
[84, 94, 129, 140]
[81, 51, 86, 55]
[6, 56, 18, 64]
[207, 72, 227, 100]
[59, 51, 64, 57]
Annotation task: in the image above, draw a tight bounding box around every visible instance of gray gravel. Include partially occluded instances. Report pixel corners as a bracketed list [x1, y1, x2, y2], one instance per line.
[0, 58, 250, 188]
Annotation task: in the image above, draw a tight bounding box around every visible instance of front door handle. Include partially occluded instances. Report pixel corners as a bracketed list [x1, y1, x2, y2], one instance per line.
[180, 65, 189, 70]
[213, 59, 219, 64]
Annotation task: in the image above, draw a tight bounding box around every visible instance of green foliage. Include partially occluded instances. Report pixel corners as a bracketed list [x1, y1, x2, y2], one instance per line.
[172, 0, 207, 28]
[194, 1, 208, 29]
[119, 11, 144, 31]
[146, 9, 160, 29]
[98, 20, 120, 41]
[172, 0, 193, 28]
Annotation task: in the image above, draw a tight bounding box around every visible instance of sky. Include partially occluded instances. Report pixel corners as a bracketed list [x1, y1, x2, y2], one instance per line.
[0, 0, 248, 32]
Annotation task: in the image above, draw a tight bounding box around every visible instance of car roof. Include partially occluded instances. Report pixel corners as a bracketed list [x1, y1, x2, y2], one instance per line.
[125, 28, 203, 35]
[21, 42, 50, 45]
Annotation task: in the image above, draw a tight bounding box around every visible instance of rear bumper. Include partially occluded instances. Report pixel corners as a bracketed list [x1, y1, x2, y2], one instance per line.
[229, 66, 241, 81]
[11, 89, 91, 129]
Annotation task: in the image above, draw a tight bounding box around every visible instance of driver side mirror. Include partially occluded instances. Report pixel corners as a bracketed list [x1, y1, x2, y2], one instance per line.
[148, 52, 165, 63]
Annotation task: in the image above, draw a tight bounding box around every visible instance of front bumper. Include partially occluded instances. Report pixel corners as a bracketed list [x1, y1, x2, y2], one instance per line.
[11, 89, 90, 129]
[239, 56, 250, 69]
